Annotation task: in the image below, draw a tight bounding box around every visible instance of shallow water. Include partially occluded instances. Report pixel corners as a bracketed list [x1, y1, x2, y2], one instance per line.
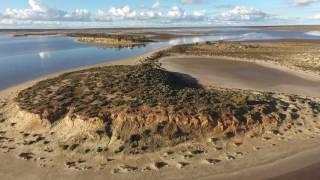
[0, 28, 319, 90]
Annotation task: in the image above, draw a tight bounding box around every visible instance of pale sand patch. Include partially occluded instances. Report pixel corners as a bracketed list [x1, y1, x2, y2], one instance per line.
[161, 56, 320, 98]
[1, 131, 320, 180]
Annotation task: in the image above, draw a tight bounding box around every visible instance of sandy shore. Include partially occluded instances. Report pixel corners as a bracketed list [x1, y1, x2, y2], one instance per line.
[161, 56, 320, 98]
[1, 126, 320, 180]
[1, 47, 320, 180]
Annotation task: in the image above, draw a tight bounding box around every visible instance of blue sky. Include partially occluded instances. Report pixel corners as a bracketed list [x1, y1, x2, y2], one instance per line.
[0, 0, 319, 28]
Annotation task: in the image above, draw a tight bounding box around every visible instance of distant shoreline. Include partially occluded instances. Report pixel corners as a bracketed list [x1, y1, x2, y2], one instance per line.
[1, 24, 320, 31]
[3, 25, 320, 42]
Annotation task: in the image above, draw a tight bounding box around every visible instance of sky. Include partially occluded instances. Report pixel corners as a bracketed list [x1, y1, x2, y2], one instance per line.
[0, 0, 319, 28]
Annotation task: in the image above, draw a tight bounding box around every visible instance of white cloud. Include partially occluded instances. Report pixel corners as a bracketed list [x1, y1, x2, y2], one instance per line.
[219, 6, 268, 21]
[95, 10, 111, 21]
[291, 0, 320, 6]
[94, 5, 206, 23]
[165, 7, 207, 22]
[0, 18, 62, 26]
[64, 9, 91, 21]
[1, 0, 89, 22]
[0, 0, 289, 27]
[193, 10, 206, 17]
[312, 14, 320, 20]
[167, 6, 186, 18]
[109, 6, 137, 18]
[152, 1, 161, 9]
[0, 19, 18, 25]
[180, 0, 203, 4]
[139, 11, 163, 19]
[29, 0, 47, 12]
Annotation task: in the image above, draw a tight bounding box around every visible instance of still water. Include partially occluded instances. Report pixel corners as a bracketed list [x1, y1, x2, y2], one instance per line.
[0, 28, 320, 90]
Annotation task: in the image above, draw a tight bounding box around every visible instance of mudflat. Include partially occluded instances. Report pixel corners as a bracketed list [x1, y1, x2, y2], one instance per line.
[256, 25, 320, 32]
[161, 56, 320, 97]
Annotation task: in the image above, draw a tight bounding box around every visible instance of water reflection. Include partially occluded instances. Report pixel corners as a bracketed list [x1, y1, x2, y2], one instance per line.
[192, 37, 203, 43]
[39, 51, 51, 60]
[305, 31, 320, 37]
[234, 32, 274, 41]
[168, 36, 220, 45]
[168, 39, 182, 45]
[97, 44, 147, 51]
[1, 29, 320, 90]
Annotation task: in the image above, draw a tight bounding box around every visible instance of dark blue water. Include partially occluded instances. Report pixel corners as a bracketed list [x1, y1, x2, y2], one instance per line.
[0, 28, 320, 90]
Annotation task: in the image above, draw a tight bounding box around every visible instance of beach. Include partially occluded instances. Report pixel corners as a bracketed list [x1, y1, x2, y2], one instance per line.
[1, 137, 320, 180]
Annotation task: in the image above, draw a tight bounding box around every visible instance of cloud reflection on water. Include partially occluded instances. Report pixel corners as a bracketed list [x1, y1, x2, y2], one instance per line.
[305, 31, 320, 37]
[39, 51, 51, 60]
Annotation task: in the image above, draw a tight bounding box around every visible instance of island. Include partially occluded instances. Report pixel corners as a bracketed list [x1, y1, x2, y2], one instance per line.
[68, 33, 155, 48]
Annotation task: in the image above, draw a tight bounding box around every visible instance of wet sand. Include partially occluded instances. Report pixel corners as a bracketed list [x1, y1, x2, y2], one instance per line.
[268, 162, 320, 180]
[161, 56, 320, 97]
